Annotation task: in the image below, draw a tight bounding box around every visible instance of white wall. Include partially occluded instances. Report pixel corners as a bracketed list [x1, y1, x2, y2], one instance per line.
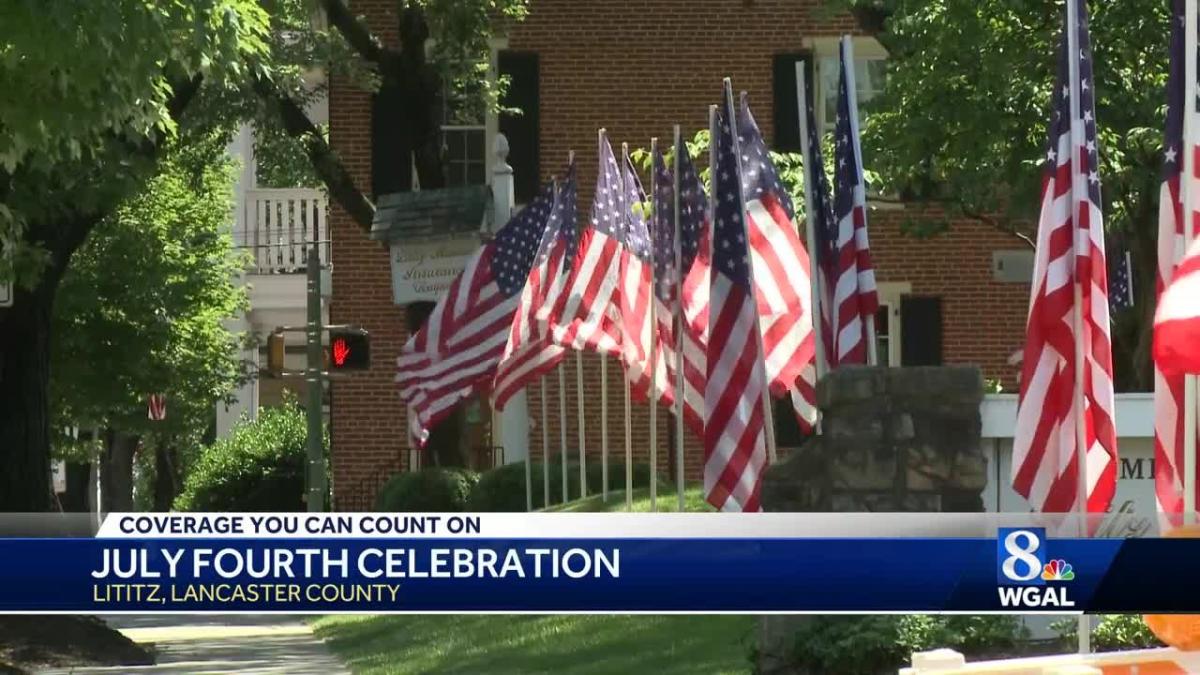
[980, 393, 1155, 639]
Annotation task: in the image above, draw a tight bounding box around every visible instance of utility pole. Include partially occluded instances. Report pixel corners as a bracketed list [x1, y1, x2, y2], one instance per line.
[305, 246, 327, 512]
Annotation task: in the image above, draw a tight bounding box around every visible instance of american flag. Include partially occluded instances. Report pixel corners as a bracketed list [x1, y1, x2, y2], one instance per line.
[615, 147, 658, 399]
[396, 174, 560, 440]
[706, 98, 769, 512]
[800, 73, 839, 375]
[1156, 238, 1200, 374]
[147, 394, 166, 421]
[650, 142, 710, 437]
[492, 165, 578, 410]
[1011, 0, 1117, 517]
[1108, 236, 1134, 312]
[821, 37, 880, 367]
[734, 93, 818, 432]
[547, 136, 628, 358]
[1154, 0, 1200, 522]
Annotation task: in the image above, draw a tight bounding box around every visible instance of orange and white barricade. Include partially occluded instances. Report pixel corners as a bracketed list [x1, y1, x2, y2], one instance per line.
[901, 647, 1200, 674]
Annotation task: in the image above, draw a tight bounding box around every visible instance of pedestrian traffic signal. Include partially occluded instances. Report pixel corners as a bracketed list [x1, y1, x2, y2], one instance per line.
[267, 330, 286, 376]
[328, 329, 370, 371]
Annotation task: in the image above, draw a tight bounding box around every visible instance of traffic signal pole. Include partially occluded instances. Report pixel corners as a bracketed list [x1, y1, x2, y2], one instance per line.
[305, 246, 327, 512]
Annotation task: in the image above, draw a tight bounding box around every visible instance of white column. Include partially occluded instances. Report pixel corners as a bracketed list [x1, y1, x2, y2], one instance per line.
[215, 124, 260, 439]
[491, 133, 531, 464]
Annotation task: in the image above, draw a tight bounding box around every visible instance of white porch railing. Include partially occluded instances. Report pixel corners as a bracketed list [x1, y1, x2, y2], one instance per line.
[236, 188, 329, 273]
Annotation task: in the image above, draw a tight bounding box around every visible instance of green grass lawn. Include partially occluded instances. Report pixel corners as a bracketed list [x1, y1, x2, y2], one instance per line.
[541, 485, 713, 512]
[311, 614, 753, 675]
[314, 487, 733, 673]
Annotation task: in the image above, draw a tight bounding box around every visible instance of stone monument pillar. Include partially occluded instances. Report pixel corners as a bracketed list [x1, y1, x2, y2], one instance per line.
[756, 365, 988, 674]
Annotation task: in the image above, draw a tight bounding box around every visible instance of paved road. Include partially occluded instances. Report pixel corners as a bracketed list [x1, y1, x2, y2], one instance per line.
[36, 615, 349, 675]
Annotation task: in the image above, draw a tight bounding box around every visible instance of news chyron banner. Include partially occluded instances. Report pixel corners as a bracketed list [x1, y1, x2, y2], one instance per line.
[0, 513, 1194, 613]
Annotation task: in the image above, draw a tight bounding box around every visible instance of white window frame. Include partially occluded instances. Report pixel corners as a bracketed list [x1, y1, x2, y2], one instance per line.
[874, 281, 910, 368]
[803, 36, 900, 209]
[805, 36, 888, 134]
[422, 38, 507, 189]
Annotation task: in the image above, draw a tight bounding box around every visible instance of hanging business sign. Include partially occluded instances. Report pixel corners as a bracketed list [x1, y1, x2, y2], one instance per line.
[390, 236, 479, 305]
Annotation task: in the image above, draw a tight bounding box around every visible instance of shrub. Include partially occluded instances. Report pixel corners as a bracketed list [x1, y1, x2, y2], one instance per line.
[783, 615, 1029, 674]
[375, 467, 481, 512]
[174, 405, 325, 512]
[467, 459, 661, 511]
[1052, 615, 1163, 652]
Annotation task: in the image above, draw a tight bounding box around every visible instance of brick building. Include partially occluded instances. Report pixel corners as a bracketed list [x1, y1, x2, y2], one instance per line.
[327, 0, 1032, 509]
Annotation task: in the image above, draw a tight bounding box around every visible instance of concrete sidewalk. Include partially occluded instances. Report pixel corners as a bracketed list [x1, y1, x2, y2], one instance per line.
[36, 615, 350, 674]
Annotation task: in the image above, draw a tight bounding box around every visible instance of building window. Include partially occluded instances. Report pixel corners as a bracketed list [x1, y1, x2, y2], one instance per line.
[441, 75, 488, 188]
[875, 304, 892, 367]
[818, 55, 887, 135]
[442, 125, 487, 187]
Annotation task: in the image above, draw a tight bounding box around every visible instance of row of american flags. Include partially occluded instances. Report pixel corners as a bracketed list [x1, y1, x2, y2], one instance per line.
[396, 43, 878, 511]
[1016, 0, 1200, 528]
[398, 0, 1200, 518]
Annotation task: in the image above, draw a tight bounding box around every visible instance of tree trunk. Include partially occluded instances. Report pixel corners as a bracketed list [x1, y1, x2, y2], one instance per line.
[61, 461, 91, 512]
[0, 272, 59, 511]
[100, 429, 139, 513]
[153, 440, 180, 511]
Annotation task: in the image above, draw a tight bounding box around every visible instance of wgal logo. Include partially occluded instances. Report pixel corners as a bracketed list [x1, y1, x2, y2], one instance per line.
[996, 528, 1075, 608]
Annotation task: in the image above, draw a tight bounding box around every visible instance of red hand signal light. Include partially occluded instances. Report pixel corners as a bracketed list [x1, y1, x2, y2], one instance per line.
[332, 337, 351, 366]
[327, 329, 369, 371]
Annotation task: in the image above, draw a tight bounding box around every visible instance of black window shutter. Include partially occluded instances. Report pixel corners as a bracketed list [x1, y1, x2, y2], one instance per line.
[772, 53, 811, 153]
[370, 82, 412, 198]
[498, 51, 540, 203]
[773, 398, 809, 448]
[900, 296, 944, 366]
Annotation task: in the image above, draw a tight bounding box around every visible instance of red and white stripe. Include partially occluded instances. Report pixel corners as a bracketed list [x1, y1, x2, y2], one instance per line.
[653, 249, 710, 438]
[1011, 44, 1117, 514]
[1154, 0, 1200, 523]
[397, 245, 519, 443]
[1156, 238, 1200, 373]
[147, 394, 166, 421]
[744, 194, 818, 432]
[492, 227, 572, 411]
[1155, 236, 1200, 520]
[1153, 157, 1199, 521]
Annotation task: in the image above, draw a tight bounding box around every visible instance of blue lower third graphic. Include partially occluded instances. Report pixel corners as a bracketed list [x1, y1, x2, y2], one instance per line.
[0, 536, 1197, 612]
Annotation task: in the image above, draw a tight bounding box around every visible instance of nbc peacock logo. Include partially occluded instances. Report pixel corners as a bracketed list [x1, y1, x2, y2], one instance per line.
[1041, 559, 1075, 582]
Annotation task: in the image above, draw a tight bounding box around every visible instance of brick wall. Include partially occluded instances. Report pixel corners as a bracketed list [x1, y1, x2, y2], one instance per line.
[328, 0, 1030, 509]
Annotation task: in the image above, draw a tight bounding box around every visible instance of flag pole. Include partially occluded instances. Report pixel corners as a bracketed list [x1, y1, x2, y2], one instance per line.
[601, 355, 609, 501]
[795, 65, 827, 382]
[724, 79, 779, 464]
[552, 174, 569, 504]
[558, 363, 569, 502]
[619, 140, 636, 510]
[840, 37, 879, 367]
[624, 372, 633, 509]
[576, 352, 587, 498]
[567, 148, 587, 501]
[541, 381, 550, 509]
[672, 124, 687, 512]
[1183, 0, 1198, 527]
[649, 136, 660, 512]
[524, 397, 532, 511]
[1064, 0, 1090, 655]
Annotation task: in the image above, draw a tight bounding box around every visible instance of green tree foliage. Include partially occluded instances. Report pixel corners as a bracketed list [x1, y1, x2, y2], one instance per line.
[49, 137, 250, 510]
[52, 137, 248, 440]
[834, 0, 1170, 388]
[175, 401, 326, 512]
[0, 0, 269, 285]
[0, 0, 528, 510]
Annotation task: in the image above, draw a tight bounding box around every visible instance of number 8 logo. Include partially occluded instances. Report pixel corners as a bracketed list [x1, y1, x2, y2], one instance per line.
[1002, 530, 1042, 582]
